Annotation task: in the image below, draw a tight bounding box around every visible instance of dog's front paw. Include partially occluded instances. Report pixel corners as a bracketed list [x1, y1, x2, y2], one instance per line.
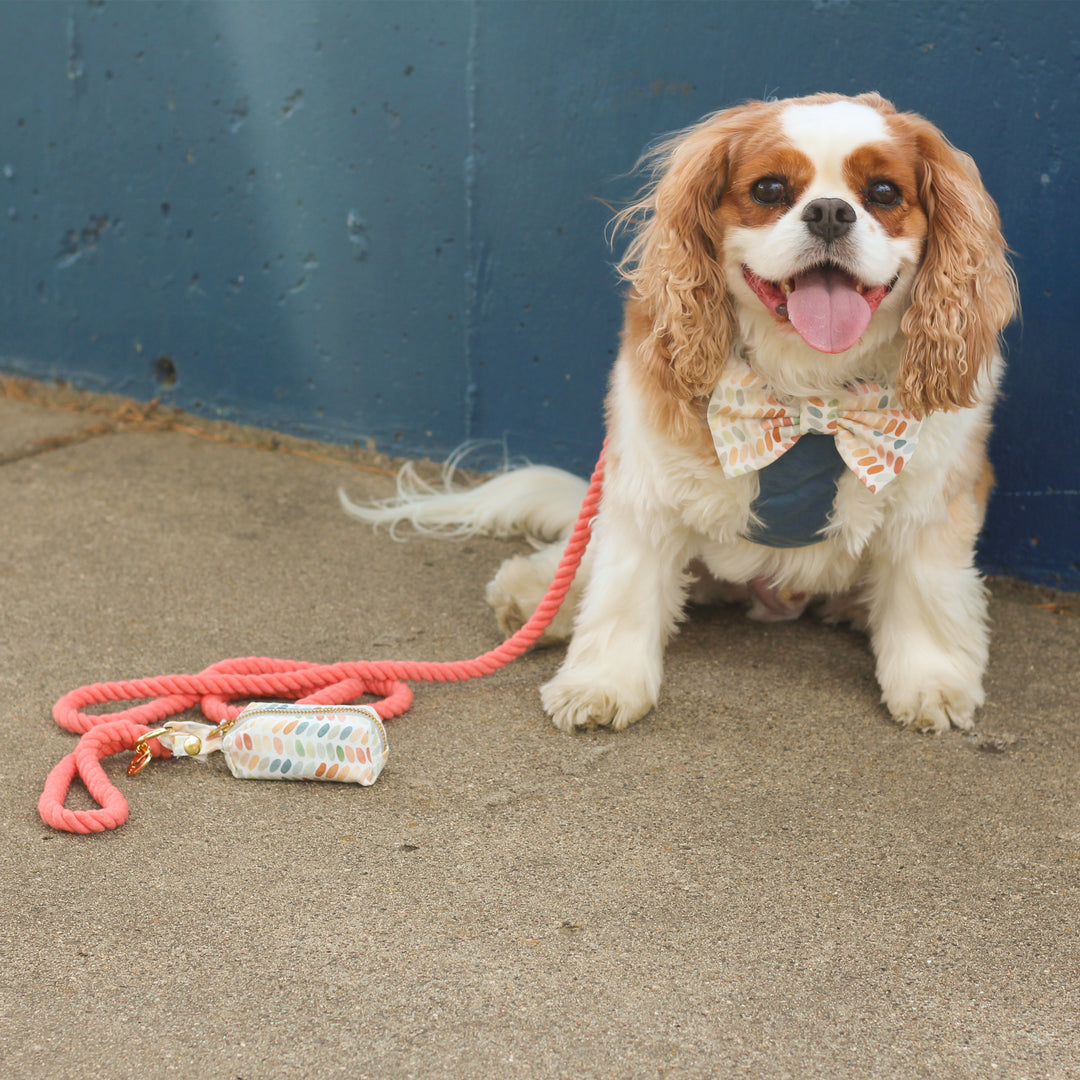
[884, 684, 981, 734]
[540, 670, 656, 733]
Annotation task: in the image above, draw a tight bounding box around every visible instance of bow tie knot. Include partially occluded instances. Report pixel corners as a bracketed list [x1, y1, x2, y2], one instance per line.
[708, 357, 922, 494]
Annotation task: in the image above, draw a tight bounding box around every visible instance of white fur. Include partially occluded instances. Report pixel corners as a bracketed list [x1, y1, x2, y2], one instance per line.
[536, 358, 997, 733]
[340, 451, 587, 542]
[782, 101, 888, 180]
[344, 95, 1014, 736]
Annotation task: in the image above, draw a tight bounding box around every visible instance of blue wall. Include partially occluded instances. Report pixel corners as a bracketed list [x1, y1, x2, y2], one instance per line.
[1, 1, 1077, 587]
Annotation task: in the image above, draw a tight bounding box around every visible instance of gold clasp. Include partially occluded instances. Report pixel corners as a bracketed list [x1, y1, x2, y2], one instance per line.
[127, 727, 172, 776]
[127, 724, 210, 775]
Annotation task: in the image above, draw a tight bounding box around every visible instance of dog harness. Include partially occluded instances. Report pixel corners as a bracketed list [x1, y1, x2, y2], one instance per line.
[707, 355, 923, 548]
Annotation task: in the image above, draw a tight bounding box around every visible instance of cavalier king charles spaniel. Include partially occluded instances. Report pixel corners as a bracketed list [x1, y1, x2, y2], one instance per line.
[345, 92, 1018, 735]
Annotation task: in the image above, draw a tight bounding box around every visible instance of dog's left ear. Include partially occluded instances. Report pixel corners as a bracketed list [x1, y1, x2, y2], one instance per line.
[898, 118, 1019, 414]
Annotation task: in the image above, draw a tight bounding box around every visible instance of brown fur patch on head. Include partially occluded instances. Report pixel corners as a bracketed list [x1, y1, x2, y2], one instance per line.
[717, 145, 814, 231]
[842, 145, 926, 241]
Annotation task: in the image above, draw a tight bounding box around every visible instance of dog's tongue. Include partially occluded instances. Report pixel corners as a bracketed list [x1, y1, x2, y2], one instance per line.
[786, 267, 872, 354]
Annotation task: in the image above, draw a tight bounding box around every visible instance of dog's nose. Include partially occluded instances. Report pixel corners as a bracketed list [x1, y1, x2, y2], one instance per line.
[802, 198, 857, 242]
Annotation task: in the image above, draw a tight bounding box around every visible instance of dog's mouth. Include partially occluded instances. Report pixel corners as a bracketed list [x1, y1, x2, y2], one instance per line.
[742, 264, 897, 354]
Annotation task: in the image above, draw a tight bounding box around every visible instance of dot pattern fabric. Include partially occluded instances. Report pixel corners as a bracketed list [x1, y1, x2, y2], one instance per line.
[221, 702, 388, 785]
[707, 354, 923, 494]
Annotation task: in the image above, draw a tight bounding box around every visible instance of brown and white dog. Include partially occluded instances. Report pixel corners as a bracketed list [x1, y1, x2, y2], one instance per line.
[344, 92, 1018, 735]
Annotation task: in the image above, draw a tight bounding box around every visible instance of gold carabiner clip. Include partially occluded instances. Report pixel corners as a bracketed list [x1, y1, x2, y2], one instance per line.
[127, 727, 172, 776]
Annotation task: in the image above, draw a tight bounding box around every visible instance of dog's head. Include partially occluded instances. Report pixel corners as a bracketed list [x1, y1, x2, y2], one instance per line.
[618, 92, 1018, 416]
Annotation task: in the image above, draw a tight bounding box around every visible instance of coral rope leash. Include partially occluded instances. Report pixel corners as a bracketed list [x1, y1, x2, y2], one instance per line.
[38, 447, 606, 835]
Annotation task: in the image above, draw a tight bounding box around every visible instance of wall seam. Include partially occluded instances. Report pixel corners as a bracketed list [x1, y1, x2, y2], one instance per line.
[462, 0, 480, 441]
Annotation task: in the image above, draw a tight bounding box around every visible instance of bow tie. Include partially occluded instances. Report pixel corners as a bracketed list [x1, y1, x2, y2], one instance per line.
[707, 356, 922, 494]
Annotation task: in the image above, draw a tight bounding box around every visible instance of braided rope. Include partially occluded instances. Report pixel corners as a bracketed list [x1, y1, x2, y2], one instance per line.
[38, 447, 605, 833]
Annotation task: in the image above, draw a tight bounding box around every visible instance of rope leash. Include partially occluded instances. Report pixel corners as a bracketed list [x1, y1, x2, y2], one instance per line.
[39, 447, 605, 834]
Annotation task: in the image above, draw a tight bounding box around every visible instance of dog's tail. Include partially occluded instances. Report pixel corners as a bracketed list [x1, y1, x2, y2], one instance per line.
[340, 451, 589, 542]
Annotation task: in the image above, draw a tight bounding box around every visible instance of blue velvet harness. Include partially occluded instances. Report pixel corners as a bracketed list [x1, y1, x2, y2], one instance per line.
[741, 433, 847, 549]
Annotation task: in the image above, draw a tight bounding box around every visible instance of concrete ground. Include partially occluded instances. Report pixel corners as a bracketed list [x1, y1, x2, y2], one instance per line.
[1, 382, 1077, 1080]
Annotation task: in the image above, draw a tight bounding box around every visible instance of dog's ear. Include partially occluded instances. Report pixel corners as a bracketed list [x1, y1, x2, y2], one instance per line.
[897, 118, 1019, 414]
[615, 110, 746, 401]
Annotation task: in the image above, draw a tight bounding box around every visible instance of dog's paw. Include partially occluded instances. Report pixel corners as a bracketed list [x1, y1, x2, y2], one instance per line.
[541, 671, 656, 733]
[816, 590, 870, 631]
[486, 551, 577, 645]
[885, 685, 980, 734]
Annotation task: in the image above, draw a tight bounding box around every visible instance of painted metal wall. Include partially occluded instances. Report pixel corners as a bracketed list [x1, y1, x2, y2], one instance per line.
[0, 1, 1077, 586]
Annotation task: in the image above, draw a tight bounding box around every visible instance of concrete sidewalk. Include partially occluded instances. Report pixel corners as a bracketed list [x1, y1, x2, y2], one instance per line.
[1, 385, 1077, 1080]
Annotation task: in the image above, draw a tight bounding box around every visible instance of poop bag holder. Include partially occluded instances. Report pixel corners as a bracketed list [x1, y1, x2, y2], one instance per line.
[129, 702, 388, 785]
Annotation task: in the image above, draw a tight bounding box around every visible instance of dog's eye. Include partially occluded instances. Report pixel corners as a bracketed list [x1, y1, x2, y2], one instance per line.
[866, 180, 902, 207]
[751, 177, 788, 205]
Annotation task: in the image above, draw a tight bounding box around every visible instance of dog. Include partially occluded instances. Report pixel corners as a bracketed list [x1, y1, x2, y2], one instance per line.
[344, 92, 1018, 735]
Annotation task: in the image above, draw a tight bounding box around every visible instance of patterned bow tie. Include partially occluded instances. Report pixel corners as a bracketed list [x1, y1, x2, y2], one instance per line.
[707, 356, 922, 493]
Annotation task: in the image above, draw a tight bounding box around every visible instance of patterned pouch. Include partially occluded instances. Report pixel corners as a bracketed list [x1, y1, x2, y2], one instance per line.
[143, 702, 389, 785]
